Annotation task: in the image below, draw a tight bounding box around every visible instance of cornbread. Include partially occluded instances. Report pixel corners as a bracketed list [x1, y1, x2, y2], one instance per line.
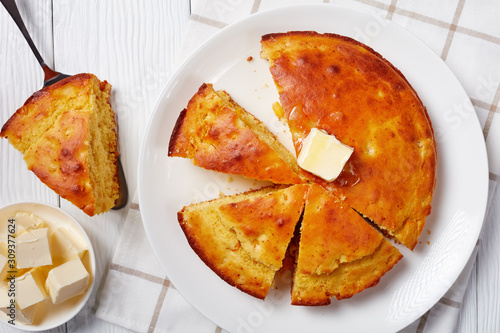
[178, 184, 308, 299]
[169, 83, 305, 184]
[0, 73, 120, 216]
[291, 184, 402, 305]
[261, 31, 437, 249]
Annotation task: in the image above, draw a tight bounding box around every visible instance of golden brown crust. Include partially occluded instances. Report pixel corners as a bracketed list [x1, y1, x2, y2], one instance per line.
[24, 110, 96, 215]
[218, 184, 309, 270]
[0, 73, 119, 216]
[168, 108, 188, 157]
[1, 73, 98, 151]
[297, 184, 383, 275]
[177, 185, 308, 299]
[291, 184, 402, 305]
[178, 209, 273, 299]
[291, 240, 402, 305]
[261, 31, 437, 250]
[168, 83, 305, 184]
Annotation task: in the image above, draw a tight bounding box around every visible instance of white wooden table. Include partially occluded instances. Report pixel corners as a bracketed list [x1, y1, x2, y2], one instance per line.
[0, 1, 189, 332]
[0, 1, 499, 332]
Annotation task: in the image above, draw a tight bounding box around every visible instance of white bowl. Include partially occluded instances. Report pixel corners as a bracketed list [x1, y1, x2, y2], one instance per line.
[0, 201, 96, 331]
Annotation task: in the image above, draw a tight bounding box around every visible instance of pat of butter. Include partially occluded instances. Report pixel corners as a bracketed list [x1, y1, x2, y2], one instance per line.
[16, 228, 52, 269]
[50, 227, 88, 265]
[14, 211, 45, 235]
[297, 128, 354, 182]
[45, 257, 90, 304]
[0, 242, 8, 280]
[0, 254, 7, 281]
[16, 269, 47, 309]
[0, 285, 37, 324]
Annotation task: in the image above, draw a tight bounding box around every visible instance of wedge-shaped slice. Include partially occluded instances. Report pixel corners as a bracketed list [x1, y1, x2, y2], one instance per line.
[261, 32, 437, 249]
[178, 184, 308, 299]
[291, 184, 402, 305]
[0, 74, 119, 216]
[168, 83, 305, 184]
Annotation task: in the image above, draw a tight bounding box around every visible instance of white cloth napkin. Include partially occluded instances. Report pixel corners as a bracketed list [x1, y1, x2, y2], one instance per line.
[95, 1, 500, 332]
[94, 192, 218, 333]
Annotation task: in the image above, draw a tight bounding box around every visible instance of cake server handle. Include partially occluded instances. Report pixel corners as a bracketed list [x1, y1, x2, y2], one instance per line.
[1, 0, 70, 87]
[1, 0, 128, 210]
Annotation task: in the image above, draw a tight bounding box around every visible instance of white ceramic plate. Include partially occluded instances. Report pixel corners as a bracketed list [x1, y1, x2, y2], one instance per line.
[0, 201, 96, 331]
[138, 4, 488, 333]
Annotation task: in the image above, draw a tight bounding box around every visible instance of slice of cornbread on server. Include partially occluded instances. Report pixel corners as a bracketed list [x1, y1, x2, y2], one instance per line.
[0, 74, 120, 216]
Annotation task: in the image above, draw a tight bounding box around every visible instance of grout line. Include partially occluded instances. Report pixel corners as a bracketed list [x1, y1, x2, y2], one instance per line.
[456, 25, 500, 45]
[471, 98, 495, 111]
[440, 0, 466, 60]
[354, 0, 390, 11]
[395, 7, 451, 29]
[190, 14, 227, 29]
[109, 263, 167, 285]
[440, 296, 462, 308]
[391, 5, 499, 46]
[416, 310, 430, 333]
[385, 0, 398, 20]
[148, 279, 171, 333]
[474, 254, 479, 333]
[355, 0, 388, 10]
[50, 0, 55, 69]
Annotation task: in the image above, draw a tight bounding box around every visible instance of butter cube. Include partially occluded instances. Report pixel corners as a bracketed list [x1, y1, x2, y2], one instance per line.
[297, 128, 354, 182]
[14, 211, 44, 235]
[0, 285, 37, 324]
[50, 227, 88, 264]
[16, 269, 47, 309]
[0, 286, 11, 310]
[15, 304, 37, 324]
[16, 228, 52, 269]
[0, 254, 8, 281]
[0, 242, 9, 280]
[45, 258, 89, 304]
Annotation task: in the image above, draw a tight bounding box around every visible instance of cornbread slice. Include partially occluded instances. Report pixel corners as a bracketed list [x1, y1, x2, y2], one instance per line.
[168, 83, 305, 184]
[291, 184, 402, 305]
[0, 74, 119, 216]
[261, 32, 437, 249]
[178, 184, 308, 299]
